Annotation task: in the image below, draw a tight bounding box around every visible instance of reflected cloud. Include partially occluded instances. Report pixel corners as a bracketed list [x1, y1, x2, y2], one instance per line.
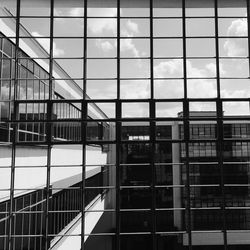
[32, 32, 64, 56]
[95, 39, 114, 52]
[154, 59, 217, 113]
[205, 62, 226, 76]
[93, 19, 141, 59]
[126, 19, 139, 34]
[70, 8, 85, 16]
[224, 39, 247, 57]
[120, 80, 150, 99]
[224, 18, 248, 56]
[87, 9, 117, 35]
[154, 59, 183, 78]
[227, 18, 247, 36]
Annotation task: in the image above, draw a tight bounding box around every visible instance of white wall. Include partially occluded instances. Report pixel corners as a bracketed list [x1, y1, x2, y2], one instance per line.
[0, 145, 107, 201]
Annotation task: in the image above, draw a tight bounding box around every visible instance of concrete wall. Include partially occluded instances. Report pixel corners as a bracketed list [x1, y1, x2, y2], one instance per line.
[0, 145, 107, 201]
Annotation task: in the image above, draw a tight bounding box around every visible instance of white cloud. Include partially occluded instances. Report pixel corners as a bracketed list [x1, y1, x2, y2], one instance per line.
[205, 62, 226, 76]
[221, 89, 250, 99]
[88, 8, 117, 17]
[154, 59, 217, 99]
[95, 39, 114, 52]
[227, 18, 247, 36]
[69, 8, 84, 16]
[54, 8, 84, 18]
[54, 9, 63, 17]
[156, 102, 183, 118]
[126, 19, 139, 33]
[32, 32, 64, 56]
[120, 80, 150, 99]
[122, 103, 149, 118]
[119, 20, 140, 58]
[187, 79, 217, 98]
[88, 19, 116, 35]
[153, 58, 250, 115]
[120, 38, 140, 58]
[87, 8, 117, 35]
[223, 18, 248, 57]
[205, 63, 216, 75]
[154, 59, 183, 78]
[93, 19, 141, 59]
[224, 39, 246, 57]
[223, 101, 250, 116]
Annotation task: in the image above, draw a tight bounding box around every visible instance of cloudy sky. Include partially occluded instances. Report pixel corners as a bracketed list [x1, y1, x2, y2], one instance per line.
[9, 4, 250, 117]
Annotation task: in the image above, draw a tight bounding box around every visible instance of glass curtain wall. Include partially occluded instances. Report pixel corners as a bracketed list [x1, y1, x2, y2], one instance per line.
[0, 0, 250, 250]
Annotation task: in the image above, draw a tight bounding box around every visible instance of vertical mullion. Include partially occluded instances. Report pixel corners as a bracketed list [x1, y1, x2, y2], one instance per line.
[7, 0, 21, 248]
[149, 0, 156, 249]
[53, 196, 56, 235]
[5, 202, 8, 249]
[40, 196, 44, 250]
[28, 194, 32, 250]
[21, 197, 25, 249]
[81, 0, 88, 248]
[182, 0, 192, 249]
[247, 0, 250, 75]
[13, 200, 16, 249]
[34, 192, 38, 250]
[44, 0, 54, 248]
[116, 0, 121, 249]
[214, 0, 227, 249]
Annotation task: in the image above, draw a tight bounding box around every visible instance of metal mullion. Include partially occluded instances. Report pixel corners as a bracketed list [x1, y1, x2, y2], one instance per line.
[39, 195, 44, 250]
[247, 0, 250, 75]
[116, 0, 121, 249]
[60, 194, 64, 230]
[4, 202, 8, 249]
[81, 0, 88, 248]
[65, 191, 68, 228]
[28, 194, 32, 250]
[21, 197, 25, 249]
[182, 0, 192, 249]
[52, 197, 56, 235]
[64, 189, 67, 226]
[7, 0, 21, 248]
[214, 0, 227, 249]
[150, 0, 156, 249]
[44, 0, 54, 249]
[34, 192, 38, 250]
[13, 199, 17, 249]
[56, 196, 60, 234]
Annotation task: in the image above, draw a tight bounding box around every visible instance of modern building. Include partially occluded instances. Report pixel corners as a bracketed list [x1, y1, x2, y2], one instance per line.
[0, 0, 250, 250]
[0, 6, 113, 250]
[119, 113, 250, 249]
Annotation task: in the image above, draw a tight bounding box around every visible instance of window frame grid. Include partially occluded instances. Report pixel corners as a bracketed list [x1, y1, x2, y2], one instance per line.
[1, 0, 250, 249]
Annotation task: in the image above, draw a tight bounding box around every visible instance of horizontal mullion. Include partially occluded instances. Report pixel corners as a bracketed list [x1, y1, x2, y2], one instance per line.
[2, 77, 249, 81]
[16, 15, 248, 19]
[48, 210, 81, 213]
[19, 15, 84, 18]
[13, 141, 98, 146]
[2, 56, 250, 60]
[16, 97, 250, 104]
[9, 115, 250, 123]
[190, 207, 221, 211]
[225, 207, 250, 210]
[4, 35, 249, 39]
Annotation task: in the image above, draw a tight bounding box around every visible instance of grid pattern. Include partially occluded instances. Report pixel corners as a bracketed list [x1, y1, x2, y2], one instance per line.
[0, 0, 250, 250]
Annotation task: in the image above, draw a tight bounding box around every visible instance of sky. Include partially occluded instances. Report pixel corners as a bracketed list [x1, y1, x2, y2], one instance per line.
[2, 2, 250, 118]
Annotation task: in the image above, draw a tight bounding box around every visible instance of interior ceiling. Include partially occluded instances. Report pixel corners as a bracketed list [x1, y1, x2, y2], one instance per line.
[1, 0, 246, 8]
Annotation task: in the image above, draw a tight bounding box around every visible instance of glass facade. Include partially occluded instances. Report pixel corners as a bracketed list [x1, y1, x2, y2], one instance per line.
[0, 0, 250, 250]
